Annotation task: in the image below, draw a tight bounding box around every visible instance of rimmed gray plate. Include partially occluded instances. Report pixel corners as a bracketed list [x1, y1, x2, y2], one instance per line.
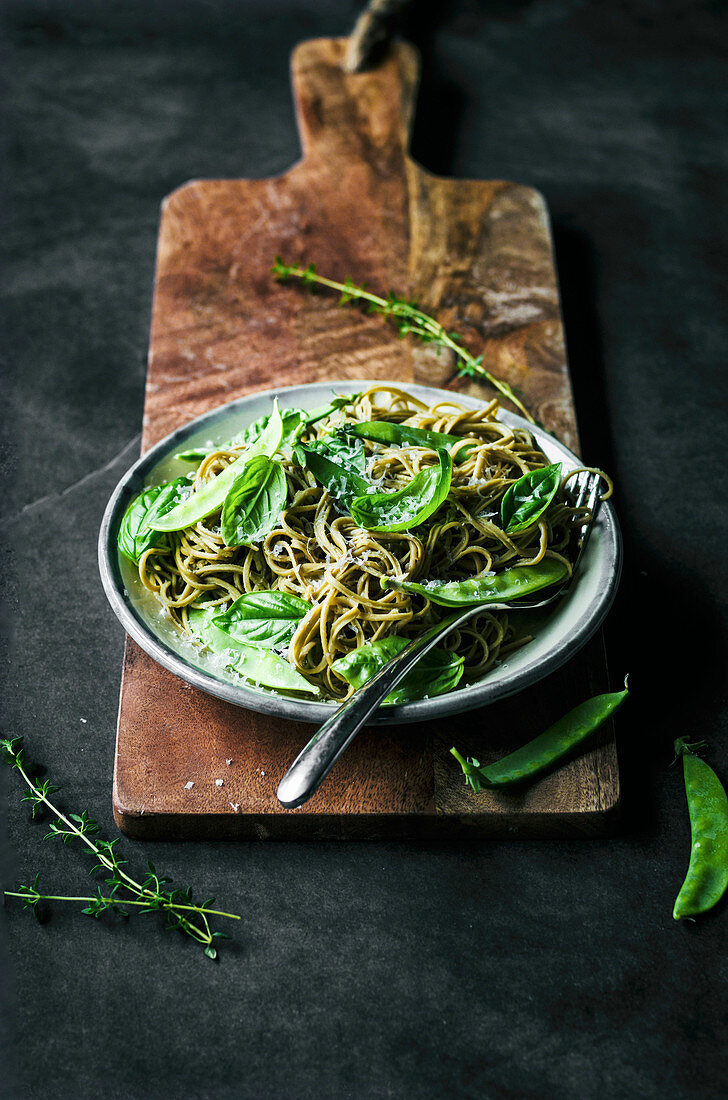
[99, 380, 622, 725]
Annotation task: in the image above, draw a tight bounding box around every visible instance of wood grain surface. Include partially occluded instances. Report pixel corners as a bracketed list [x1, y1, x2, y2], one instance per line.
[113, 37, 619, 839]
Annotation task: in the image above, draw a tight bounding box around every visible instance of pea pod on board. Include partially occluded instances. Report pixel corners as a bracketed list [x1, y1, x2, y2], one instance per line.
[673, 739, 728, 921]
[451, 677, 629, 790]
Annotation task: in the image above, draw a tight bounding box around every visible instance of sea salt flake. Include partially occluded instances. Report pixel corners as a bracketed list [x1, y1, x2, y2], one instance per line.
[80, 718, 87, 724]
[225, 758, 233, 765]
[184, 781, 194, 790]
[230, 802, 241, 813]
[215, 778, 224, 787]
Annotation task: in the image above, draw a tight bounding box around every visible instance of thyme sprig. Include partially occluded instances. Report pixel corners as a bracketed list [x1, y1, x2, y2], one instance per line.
[271, 257, 533, 423]
[2, 737, 240, 959]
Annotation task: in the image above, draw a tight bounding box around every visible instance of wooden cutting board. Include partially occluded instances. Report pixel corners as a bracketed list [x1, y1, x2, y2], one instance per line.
[113, 38, 619, 840]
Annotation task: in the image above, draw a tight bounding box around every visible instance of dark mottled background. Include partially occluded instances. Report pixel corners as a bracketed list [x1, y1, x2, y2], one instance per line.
[2, 1, 727, 1096]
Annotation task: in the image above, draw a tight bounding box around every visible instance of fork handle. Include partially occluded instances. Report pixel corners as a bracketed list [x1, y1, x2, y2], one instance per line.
[276, 609, 472, 808]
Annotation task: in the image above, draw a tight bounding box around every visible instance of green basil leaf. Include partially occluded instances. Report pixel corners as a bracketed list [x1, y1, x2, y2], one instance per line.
[500, 463, 562, 534]
[350, 448, 452, 532]
[189, 607, 320, 696]
[118, 477, 191, 564]
[150, 400, 284, 532]
[294, 442, 369, 510]
[306, 432, 366, 474]
[332, 636, 464, 703]
[220, 456, 287, 547]
[212, 591, 311, 649]
[385, 558, 568, 606]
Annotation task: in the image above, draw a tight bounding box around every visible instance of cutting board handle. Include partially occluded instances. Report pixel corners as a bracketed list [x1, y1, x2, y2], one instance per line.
[291, 38, 420, 166]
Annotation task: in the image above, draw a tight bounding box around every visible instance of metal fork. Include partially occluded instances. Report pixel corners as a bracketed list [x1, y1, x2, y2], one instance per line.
[276, 470, 604, 809]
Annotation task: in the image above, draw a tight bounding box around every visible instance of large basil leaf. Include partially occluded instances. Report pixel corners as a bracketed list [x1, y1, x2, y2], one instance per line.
[212, 590, 311, 649]
[220, 456, 287, 547]
[500, 463, 562, 534]
[350, 448, 452, 532]
[118, 477, 191, 563]
[294, 441, 368, 510]
[332, 635, 464, 703]
[385, 558, 568, 607]
[189, 607, 320, 696]
[150, 400, 284, 532]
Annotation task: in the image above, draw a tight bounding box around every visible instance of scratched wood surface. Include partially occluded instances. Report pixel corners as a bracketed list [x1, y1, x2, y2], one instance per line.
[113, 38, 619, 840]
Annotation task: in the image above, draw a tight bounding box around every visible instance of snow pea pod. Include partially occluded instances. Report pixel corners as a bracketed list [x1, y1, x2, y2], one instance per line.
[451, 678, 629, 789]
[188, 607, 319, 696]
[346, 420, 467, 452]
[150, 400, 284, 532]
[385, 558, 568, 607]
[673, 739, 728, 920]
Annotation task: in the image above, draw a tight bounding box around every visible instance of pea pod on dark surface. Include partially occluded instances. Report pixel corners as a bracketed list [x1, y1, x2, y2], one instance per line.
[673, 739, 728, 921]
[451, 678, 629, 790]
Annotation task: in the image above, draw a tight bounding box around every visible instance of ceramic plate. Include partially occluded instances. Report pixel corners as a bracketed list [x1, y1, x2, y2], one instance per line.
[99, 381, 622, 725]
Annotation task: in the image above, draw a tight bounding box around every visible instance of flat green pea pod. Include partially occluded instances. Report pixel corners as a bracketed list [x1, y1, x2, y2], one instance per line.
[345, 420, 474, 457]
[451, 677, 629, 789]
[188, 607, 320, 697]
[673, 739, 728, 921]
[385, 558, 568, 607]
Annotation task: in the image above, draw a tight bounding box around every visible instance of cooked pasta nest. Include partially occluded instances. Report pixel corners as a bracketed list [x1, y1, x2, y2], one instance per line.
[137, 386, 608, 700]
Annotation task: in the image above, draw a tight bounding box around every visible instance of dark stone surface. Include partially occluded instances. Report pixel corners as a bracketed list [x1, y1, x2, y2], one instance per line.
[2, 1, 727, 1096]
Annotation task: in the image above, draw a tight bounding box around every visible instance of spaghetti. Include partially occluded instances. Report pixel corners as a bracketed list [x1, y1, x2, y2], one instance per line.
[134, 386, 609, 699]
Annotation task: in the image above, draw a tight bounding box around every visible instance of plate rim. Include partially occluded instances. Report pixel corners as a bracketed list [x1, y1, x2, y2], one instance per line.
[99, 380, 622, 725]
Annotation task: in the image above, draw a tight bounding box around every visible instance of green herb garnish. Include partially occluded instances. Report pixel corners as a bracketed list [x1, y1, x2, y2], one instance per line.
[220, 455, 288, 547]
[272, 258, 533, 422]
[350, 448, 452, 533]
[500, 463, 562, 534]
[1, 737, 240, 959]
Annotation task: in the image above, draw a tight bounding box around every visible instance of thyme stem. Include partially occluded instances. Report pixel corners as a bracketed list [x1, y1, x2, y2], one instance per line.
[2, 737, 240, 958]
[271, 257, 534, 423]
